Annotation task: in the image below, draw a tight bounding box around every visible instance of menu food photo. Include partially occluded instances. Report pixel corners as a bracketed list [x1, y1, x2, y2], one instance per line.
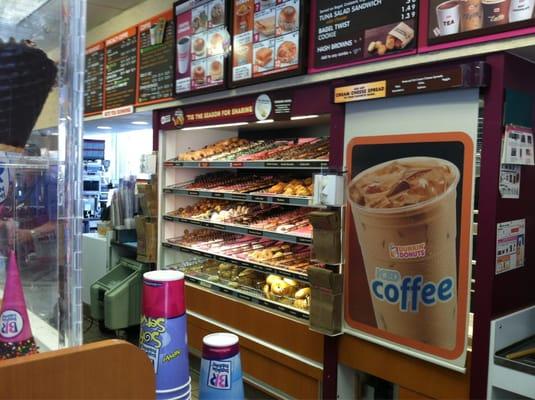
[429, 0, 535, 44]
[175, 0, 229, 96]
[311, 0, 418, 72]
[231, 0, 303, 86]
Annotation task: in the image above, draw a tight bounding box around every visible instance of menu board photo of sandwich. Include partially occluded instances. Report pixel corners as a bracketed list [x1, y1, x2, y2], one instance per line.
[311, 0, 418, 73]
[428, 0, 535, 45]
[231, 0, 304, 87]
[175, 0, 228, 96]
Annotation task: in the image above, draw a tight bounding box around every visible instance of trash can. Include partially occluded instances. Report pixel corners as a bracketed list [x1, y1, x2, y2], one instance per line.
[90, 257, 150, 330]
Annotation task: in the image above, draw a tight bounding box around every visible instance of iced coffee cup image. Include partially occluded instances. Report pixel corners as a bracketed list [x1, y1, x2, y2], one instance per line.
[348, 157, 460, 350]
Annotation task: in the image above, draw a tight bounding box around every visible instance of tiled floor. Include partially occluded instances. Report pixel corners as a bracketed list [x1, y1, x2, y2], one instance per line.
[83, 315, 274, 400]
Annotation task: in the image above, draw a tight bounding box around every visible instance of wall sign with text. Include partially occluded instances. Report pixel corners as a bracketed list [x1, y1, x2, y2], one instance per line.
[137, 11, 176, 105]
[104, 28, 138, 110]
[310, 0, 418, 73]
[428, 0, 535, 45]
[84, 43, 105, 116]
[345, 132, 474, 368]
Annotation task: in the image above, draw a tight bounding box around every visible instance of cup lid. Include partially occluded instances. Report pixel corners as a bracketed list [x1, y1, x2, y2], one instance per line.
[203, 333, 239, 348]
[144, 270, 184, 282]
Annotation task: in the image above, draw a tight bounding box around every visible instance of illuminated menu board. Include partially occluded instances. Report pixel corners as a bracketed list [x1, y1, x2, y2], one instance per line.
[428, 0, 535, 45]
[84, 43, 105, 115]
[137, 11, 176, 105]
[104, 28, 138, 110]
[311, 0, 418, 72]
[230, 0, 305, 87]
[174, 0, 228, 96]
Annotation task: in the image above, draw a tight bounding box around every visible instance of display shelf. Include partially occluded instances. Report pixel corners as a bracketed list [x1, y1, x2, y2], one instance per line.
[162, 241, 310, 282]
[163, 184, 317, 207]
[163, 159, 329, 170]
[163, 214, 312, 245]
[184, 277, 309, 320]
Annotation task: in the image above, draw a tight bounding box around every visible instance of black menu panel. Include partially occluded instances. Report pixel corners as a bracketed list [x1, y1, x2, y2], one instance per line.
[84, 43, 105, 115]
[138, 11, 176, 105]
[311, 0, 418, 72]
[230, 0, 306, 87]
[174, 0, 229, 97]
[104, 28, 138, 110]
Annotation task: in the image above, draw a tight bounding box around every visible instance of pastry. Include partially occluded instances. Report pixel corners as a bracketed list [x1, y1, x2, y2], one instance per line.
[192, 65, 205, 84]
[210, 33, 224, 54]
[266, 274, 282, 286]
[278, 6, 297, 32]
[0, 39, 57, 152]
[294, 287, 311, 299]
[293, 298, 309, 310]
[192, 11, 208, 32]
[255, 47, 273, 67]
[210, 60, 223, 81]
[277, 41, 297, 64]
[255, 17, 275, 37]
[193, 37, 205, 57]
[210, 2, 224, 25]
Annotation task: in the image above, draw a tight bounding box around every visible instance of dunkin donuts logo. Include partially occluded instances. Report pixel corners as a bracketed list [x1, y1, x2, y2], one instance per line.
[371, 268, 455, 313]
[389, 243, 426, 259]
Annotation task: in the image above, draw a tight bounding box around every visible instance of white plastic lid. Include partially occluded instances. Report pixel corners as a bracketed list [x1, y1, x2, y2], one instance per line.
[143, 270, 184, 282]
[203, 332, 239, 348]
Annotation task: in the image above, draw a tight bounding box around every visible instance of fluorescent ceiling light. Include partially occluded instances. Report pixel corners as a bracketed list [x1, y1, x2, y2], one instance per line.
[132, 121, 149, 126]
[97, 126, 112, 130]
[290, 115, 319, 121]
[182, 122, 249, 131]
[0, 0, 48, 25]
[256, 119, 274, 124]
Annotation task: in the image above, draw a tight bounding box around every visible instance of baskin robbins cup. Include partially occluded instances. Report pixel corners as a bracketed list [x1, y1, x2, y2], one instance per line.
[139, 270, 191, 400]
[348, 157, 460, 350]
[199, 333, 244, 400]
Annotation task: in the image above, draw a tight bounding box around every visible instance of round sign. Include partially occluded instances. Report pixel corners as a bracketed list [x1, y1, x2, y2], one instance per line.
[0, 310, 24, 339]
[255, 94, 272, 121]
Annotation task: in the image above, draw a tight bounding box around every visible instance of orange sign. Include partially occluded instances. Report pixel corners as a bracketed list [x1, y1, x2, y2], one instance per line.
[334, 81, 386, 103]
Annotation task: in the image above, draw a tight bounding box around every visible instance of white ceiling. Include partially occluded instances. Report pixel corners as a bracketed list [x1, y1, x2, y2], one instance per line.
[84, 111, 153, 135]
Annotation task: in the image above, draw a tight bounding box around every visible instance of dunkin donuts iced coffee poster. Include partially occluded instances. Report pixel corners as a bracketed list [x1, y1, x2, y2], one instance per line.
[429, 0, 535, 44]
[345, 133, 474, 368]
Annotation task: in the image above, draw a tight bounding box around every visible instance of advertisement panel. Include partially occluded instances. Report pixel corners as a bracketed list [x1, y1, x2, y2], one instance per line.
[428, 0, 535, 45]
[310, 0, 418, 73]
[345, 132, 474, 369]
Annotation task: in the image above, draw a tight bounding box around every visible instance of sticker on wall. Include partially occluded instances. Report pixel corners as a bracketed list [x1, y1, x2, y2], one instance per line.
[496, 219, 526, 275]
[499, 164, 521, 199]
[345, 132, 474, 370]
[501, 124, 535, 165]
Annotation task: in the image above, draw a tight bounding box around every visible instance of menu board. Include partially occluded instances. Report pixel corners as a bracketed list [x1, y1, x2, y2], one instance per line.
[231, 0, 303, 86]
[104, 28, 138, 110]
[312, 0, 418, 71]
[175, 0, 228, 96]
[84, 43, 105, 115]
[428, 0, 535, 44]
[137, 11, 176, 105]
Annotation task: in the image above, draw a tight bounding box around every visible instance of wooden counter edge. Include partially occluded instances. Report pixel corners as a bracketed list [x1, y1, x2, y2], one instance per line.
[339, 334, 471, 399]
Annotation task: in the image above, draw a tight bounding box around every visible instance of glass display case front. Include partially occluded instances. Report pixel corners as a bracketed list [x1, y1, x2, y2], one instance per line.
[0, 0, 85, 356]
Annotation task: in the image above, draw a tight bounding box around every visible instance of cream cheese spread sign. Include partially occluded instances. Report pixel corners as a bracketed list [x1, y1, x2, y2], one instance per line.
[313, 0, 418, 70]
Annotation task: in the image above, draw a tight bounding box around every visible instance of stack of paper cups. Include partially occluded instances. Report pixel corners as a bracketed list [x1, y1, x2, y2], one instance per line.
[139, 270, 190, 400]
[199, 333, 244, 400]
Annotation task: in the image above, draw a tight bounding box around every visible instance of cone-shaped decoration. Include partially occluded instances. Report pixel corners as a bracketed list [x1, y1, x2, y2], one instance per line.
[0, 250, 38, 359]
[0, 39, 57, 153]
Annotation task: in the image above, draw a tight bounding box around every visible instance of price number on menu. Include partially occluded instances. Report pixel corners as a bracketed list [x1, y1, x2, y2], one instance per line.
[401, 0, 417, 20]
